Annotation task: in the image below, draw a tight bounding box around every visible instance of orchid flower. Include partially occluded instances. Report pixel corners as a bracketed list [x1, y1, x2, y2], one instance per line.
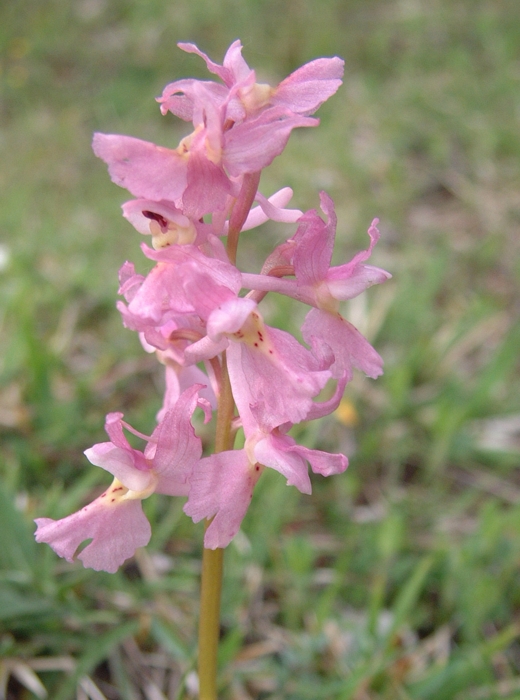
[159, 40, 344, 119]
[241, 192, 391, 380]
[185, 369, 347, 549]
[93, 87, 317, 220]
[35, 386, 204, 572]
[120, 186, 302, 248]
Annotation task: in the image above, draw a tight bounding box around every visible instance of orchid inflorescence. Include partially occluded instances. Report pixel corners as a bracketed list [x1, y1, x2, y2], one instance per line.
[35, 40, 390, 573]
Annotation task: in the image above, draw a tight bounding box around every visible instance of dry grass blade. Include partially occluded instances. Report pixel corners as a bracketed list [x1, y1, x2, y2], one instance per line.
[78, 676, 108, 700]
[0, 660, 48, 699]
[27, 658, 76, 673]
[469, 414, 520, 454]
[143, 680, 168, 700]
[452, 467, 520, 503]
[455, 675, 520, 700]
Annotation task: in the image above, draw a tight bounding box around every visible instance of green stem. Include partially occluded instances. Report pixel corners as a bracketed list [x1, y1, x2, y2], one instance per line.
[198, 545, 224, 700]
[197, 354, 235, 699]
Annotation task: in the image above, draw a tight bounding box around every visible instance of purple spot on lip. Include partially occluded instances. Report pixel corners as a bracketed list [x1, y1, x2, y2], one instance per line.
[143, 210, 169, 231]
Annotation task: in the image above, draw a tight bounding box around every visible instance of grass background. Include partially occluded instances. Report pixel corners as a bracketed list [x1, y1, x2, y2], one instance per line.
[1, 0, 520, 698]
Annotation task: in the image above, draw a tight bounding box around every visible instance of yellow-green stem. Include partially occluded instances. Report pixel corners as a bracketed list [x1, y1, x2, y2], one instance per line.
[197, 354, 235, 699]
[198, 544, 224, 700]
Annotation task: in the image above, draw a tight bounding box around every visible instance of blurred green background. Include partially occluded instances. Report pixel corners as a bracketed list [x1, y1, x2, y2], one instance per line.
[1, 0, 520, 698]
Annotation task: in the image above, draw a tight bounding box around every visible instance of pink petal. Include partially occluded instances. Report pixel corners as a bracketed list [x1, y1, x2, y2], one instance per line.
[103, 411, 133, 450]
[326, 264, 391, 300]
[142, 243, 242, 294]
[254, 430, 347, 490]
[223, 107, 318, 177]
[157, 364, 182, 421]
[157, 78, 229, 120]
[329, 219, 388, 278]
[293, 192, 336, 286]
[273, 57, 345, 115]
[240, 273, 298, 297]
[157, 363, 216, 422]
[305, 371, 349, 421]
[326, 219, 391, 299]
[302, 308, 384, 380]
[177, 41, 238, 86]
[118, 262, 145, 302]
[84, 443, 153, 492]
[222, 40, 253, 83]
[35, 497, 151, 573]
[227, 325, 331, 430]
[92, 133, 187, 202]
[286, 442, 348, 477]
[176, 40, 253, 88]
[150, 385, 203, 485]
[253, 433, 312, 494]
[183, 269, 239, 322]
[184, 450, 261, 549]
[253, 189, 303, 224]
[126, 262, 194, 323]
[184, 335, 229, 364]
[182, 149, 233, 219]
[84, 412, 151, 490]
[206, 297, 257, 341]
[229, 187, 301, 232]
